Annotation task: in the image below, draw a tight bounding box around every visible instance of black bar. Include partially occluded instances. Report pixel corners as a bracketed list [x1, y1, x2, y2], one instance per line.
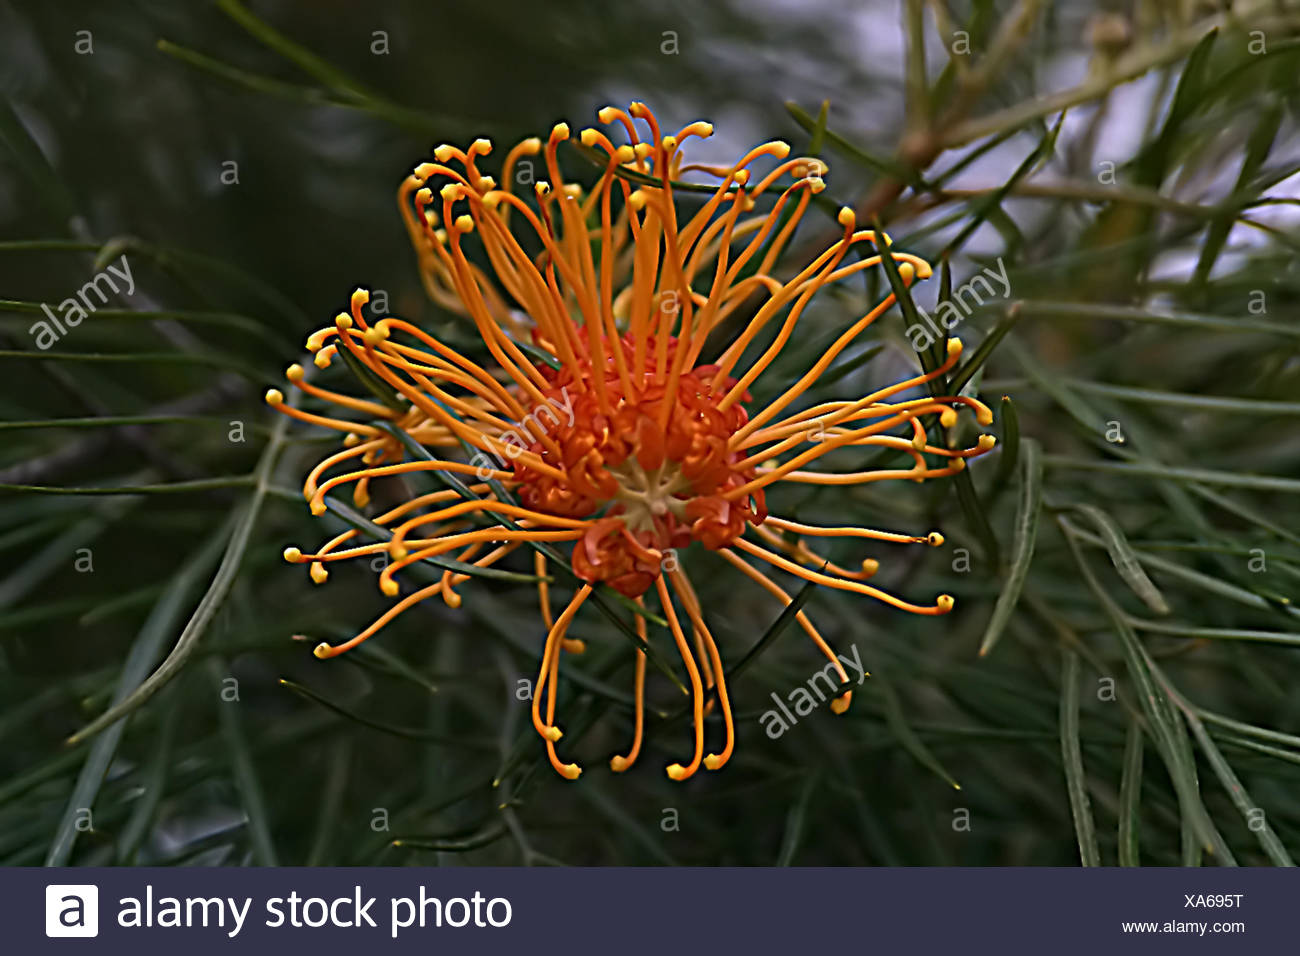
[15, 866, 1284, 953]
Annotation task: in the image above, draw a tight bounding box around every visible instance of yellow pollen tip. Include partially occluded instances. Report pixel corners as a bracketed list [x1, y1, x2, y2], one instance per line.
[940, 407, 958, 428]
[535, 182, 552, 197]
[433, 228, 447, 244]
[937, 594, 956, 612]
[312, 642, 332, 659]
[861, 558, 880, 576]
[597, 106, 617, 123]
[976, 406, 995, 426]
[309, 562, 328, 584]
[380, 578, 399, 597]
[927, 532, 945, 547]
[837, 206, 856, 228]
[313, 346, 335, 369]
[912, 432, 927, 450]
[666, 763, 690, 781]
[633, 142, 651, 160]
[704, 754, 723, 770]
[558, 763, 582, 780]
[444, 591, 462, 609]
[305, 330, 327, 351]
[734, 169, 751, 185]
[544, 726, 562, 742]
[628, 190, 646, 211]
[614, 144, 635, 163]
[482, 192, 502, 210]
[831, 696, 852, 715]
[661, 135, 677, 150]
[806, 176, 826, 193]
[898, 262, 916, 282]
[415, 186, 432, 204]
[609, 756, 631, 772]
[362, 326, 387, 347]
[454, 214, 475, 233]
[342, 432, 361, 448]
[947, 337, 963, 357]
[351, 288, 370, 308]
[951, 457, 967, 472]
[283, 547, 302, 562]
[285, 363, 304, 382]
[309, 500, 326, 517]
[433, 144, 455, 162]
[978, 434, 998, 450]
[472, 137, 492, 154]
[412, 162, 436, 180]
[772, 141, 791, 158]
[519, 136, 542, 153]
[551, 122, 570, 140]
[264, 388, 284, 405]
[439, 183, 462, 201]
[697, 122, 714, 137]
[477, 175, 496, 191]
[335, 313, 353, 330]
[579, 127, 599, 147]
[562, 183, 582, 198]
[390, 544, 408, 559]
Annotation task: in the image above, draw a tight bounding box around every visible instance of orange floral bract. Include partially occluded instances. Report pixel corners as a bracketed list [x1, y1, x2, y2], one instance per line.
[269, 102, 995, 781]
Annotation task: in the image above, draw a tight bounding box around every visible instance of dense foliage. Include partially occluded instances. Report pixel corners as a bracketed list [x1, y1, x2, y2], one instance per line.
[2, 0, 1297, 866]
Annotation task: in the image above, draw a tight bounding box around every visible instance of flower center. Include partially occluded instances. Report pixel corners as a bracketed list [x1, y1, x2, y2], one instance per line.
[608, 459, 690, 535]
[505, 334, 767, 596]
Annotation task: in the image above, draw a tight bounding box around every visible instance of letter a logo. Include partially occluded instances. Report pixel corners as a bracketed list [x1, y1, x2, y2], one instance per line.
[45, 885, 99, 937]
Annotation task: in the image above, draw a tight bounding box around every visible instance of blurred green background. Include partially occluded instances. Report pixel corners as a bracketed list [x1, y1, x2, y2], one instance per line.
[2, 0, 1298, 866]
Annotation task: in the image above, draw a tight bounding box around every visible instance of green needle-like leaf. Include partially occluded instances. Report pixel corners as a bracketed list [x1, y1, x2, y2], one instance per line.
[1060, 648, 1101, 866]
[1119, 720, 1144, 867]
[978, 438, 1042, 656]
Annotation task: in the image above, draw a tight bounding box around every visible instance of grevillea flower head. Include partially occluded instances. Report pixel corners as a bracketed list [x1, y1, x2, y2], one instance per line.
[269, 102, 995, 781]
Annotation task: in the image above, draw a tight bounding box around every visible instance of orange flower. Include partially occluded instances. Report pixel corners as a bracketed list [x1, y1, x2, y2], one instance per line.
[269, 102, 995, 781]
